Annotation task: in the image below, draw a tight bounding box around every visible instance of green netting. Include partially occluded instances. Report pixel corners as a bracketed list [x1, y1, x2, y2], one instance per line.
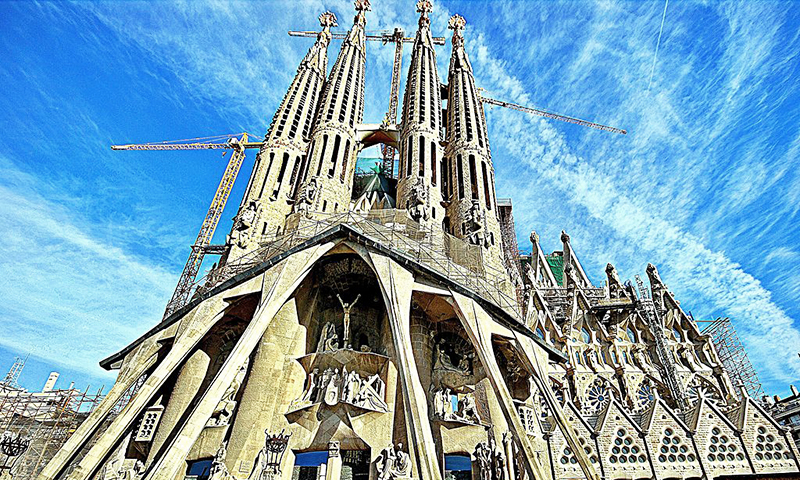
[545, 254, 564, 285]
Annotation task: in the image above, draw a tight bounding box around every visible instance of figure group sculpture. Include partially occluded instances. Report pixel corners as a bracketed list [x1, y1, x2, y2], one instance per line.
[474, 435, 507, 480]
[376, 443, 412, 480]
[431, 387, 481, 425]
[291, 367, 388, 412]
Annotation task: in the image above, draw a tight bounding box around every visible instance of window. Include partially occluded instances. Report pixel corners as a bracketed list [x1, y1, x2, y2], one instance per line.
[186, 459, 213, 480]
[482, 161, 491, 209]
[431, 141, 437, 185]
[444, 455, 472, 480]
[468, 155, 478, 200]
[581, 327, 591, 343]
[316, 135, 329, 176]
[456, 155, 464, 199]
[535, 327, 545, 339]
[340, 139, 350, 182]
[258, 152, 276, 199]
[293, 451, 328, 480]
[272, 153, 290, 199]
[672, 327, 682, 342]
[328, 135, 341, 177]
[419, 135, 425, 176]
[626, 327, 636, 343]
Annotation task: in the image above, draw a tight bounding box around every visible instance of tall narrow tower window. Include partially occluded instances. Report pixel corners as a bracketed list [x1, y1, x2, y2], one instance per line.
[291, 155, 307, 198]
[272, 153, 290, 199]
[340, 139, 350, 182]
[258, 152, 276, 199]
[419, 58, 427, 124]
[288, 155, 302, 197]
[406, 139, 413, 177]
[418, 135, 425, 177]
[431, 141, 437, 186]
[316, 135, 329, 177]
[456, 154, 464, 199]
[440, 157, 448, 197]
[468, 154, 478, 200]
[481, 161, 491, 209]
[339, 53, 355, 123]
[328, 135, 342, 177]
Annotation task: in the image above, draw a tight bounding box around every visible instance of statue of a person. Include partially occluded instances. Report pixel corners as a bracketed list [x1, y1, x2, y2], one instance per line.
[393, 443, 411, 477]
[336, 293, 361, 348]
[474, 442, 492, 480]
[459, 393, 480, 424]
[300, 369, 319, 403]
[376, 444, 397, 480]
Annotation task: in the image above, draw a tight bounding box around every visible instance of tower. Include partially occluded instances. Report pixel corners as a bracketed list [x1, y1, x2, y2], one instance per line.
[443, 15, 505, 272]
[396, 0, 445, 225]
[292, 0, 370, 217]
[226, 12, 336, 261]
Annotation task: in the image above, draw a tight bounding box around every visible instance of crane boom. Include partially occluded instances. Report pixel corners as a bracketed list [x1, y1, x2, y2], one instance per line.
[111, 133, 261, 317]
[480, 96, 627, 135]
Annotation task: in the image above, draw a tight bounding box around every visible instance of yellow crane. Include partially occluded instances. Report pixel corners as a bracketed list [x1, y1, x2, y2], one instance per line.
[111, 133, 264, 318]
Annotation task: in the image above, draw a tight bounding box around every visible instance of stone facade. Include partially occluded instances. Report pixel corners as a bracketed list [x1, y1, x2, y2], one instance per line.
[37, 2, 799, 480]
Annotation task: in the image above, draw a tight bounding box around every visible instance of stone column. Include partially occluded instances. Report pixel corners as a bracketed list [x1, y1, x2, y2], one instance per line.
[147, 348, 211, 465]
[325, 442, 342, 480]
[368, 253, 442, 480]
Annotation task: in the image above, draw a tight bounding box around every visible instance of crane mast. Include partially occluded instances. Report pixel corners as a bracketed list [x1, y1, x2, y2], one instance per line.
[111, 133, 262, 318]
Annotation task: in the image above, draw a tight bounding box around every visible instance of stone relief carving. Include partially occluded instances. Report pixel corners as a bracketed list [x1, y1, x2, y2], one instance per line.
[432, 336, 474, 375]
[464, 199, 489, 247]
[375, 443, 412, 480]
[408, 178, 429, 222]
[474, 435, 506, 480]
[290, 367, 387, 412]
[102, 459, 144, 480]
[209, 440, 230, 480]
[207, 360, 248, 428]
[632, 346, 657, 376]
[295, 176, 320, 215]
[316, 322, 340, 352]
[228, 200, 262, 248]
[431, 387, 482, 425]
[678, 345, 700, 372]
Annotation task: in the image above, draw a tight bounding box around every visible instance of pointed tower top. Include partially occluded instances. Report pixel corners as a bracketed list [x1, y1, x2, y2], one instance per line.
[317, 11, 338, 43]
[417, 0, 433, 27]
[448, 14, 466, 37]
[354, 0, 371, 28]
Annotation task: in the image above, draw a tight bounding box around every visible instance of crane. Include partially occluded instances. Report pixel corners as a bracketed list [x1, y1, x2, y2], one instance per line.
[111, 133, 264, 318]
[289, 29, 446, 177]
[479, 96, 627, 135]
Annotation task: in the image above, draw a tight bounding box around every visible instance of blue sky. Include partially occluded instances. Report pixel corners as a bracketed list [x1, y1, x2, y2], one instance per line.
[0, 0, 798, 397]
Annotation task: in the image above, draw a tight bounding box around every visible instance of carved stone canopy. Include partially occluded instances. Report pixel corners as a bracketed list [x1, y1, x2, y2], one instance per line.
[448, 14, 466, 33]
[416, 0, 433, 15]
[355, 0, 371, 12]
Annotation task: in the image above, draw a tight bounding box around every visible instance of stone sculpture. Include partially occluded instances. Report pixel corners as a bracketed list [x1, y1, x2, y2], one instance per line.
[474, 435, 506, 480]
[207, 361, 248, 427]
[336, 293, 361, 347]
[376, 443, 412, 480]
[209, 440, 230, 480]
[408, 178, 429, 222]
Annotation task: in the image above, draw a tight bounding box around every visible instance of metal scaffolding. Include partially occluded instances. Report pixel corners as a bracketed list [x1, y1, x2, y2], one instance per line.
[699, 316, 764, 400]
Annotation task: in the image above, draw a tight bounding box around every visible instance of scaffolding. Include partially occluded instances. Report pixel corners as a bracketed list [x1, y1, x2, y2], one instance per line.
[0, 374, 145, 479]
[699, 317, 765, 400]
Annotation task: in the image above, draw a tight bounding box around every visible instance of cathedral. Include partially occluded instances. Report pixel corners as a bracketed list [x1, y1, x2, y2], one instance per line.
[37, 2, 800, 480]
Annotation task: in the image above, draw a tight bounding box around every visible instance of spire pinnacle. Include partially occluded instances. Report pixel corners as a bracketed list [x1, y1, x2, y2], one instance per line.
[317, 11, 337, 43]
[417, 0, 433, 27]
[448, 14, 466, 41]
[354, 0, 371, 27]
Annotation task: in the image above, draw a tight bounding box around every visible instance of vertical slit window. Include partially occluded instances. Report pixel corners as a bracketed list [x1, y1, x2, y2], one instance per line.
[481, 161, 491, 209]
[302, 77, 319, 138]
[339, 53, 355, 123]
[340, 139, 350, 182]
[469, 154, 478, 200]
[328, 135, 341, 177]
[456, 154, 464, 199]
[419, 56, 427, 124]
[287, 155, 301, 198]
[431, 141, 437, 186]
[440, 158, 447, 197]
[316, 135, 329, 176]
[291, 155, 307, 198]
[418, 135, 425, 177]
[272, 153, 290, 199]
[258, 152, 276, 199]
[406, 139, 412, 177]
[349, 59, 362, 126]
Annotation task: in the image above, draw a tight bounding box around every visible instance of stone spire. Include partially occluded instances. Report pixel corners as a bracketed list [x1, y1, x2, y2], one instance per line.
[396, 0, 445, 225]
[292, 0, 370, 216]
[225, 11, 336, 261]
[443, 14, 504, 272]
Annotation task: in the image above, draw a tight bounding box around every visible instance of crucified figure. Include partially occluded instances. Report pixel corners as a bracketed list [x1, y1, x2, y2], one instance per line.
[336, 293, 361, 348]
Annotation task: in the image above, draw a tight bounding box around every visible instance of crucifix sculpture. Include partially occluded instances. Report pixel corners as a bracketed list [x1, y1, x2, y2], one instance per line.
[336, 293, 361, 348]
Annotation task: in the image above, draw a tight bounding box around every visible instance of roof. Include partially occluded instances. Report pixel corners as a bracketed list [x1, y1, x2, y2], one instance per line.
[546, 253, 565, 285]
[100, 223, 567, 369]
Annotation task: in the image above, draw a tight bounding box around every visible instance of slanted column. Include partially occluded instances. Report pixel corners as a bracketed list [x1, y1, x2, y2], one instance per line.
[368, 252, 442, 480]
[146, 348, 211, 465]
